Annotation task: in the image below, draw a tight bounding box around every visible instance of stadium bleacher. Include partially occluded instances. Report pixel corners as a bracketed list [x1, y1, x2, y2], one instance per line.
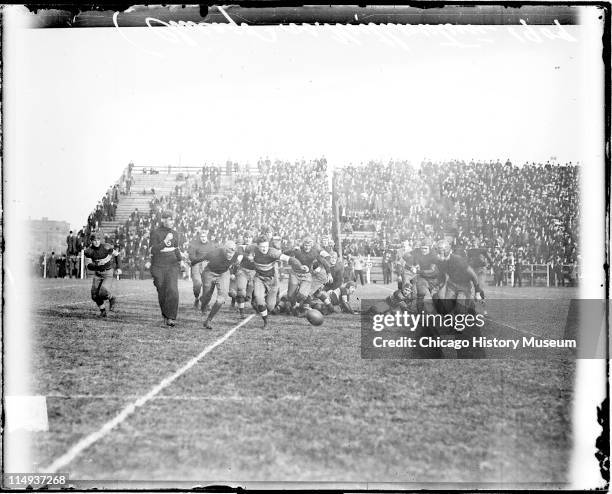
[74, 159, 580, 286]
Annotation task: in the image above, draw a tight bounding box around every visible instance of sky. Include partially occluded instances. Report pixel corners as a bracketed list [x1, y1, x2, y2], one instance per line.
[5, 7, 603, 229]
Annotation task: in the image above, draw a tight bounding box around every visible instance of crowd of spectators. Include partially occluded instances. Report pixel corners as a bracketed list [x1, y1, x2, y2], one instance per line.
[86, 184, 120, 231]
[71, 157, 580, 282]
[336, 159, 579, 266]
[94, 158, 330, 276]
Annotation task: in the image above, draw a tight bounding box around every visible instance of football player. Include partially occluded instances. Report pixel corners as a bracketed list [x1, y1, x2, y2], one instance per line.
[247, 236, 303, 329]
[234, 230, 256, 318]
[413, 240, 441, 314]
[314, 281, 357, 314]
[285, 236, 332, 315]
[364, 284, 415, 315]
[467, 246, 492, 315]
[84, 233, 121, 317]
[191, 241, 241, 329]
[434, 239, 485, 316]
[324, 251, 345, 290]
[188, 228, 215, 310]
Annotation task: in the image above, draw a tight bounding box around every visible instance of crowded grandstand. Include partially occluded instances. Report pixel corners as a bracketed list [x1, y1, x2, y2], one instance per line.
[37, 158, 580, 290]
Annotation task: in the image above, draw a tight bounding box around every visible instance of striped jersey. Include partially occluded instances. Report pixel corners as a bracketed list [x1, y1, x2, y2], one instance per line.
[85, 243, 120, 271]
[244, 244, 284, 278]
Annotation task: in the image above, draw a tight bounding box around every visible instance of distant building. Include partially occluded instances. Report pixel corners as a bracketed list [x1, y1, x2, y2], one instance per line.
[29, 217, 71, 255]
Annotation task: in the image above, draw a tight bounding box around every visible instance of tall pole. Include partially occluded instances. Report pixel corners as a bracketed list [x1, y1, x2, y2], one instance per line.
[331, 167, 343, 258]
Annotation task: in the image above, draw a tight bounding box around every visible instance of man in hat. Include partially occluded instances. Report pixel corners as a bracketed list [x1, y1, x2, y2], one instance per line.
[149, 210, 185, 327]
[84, 234, 120, 317]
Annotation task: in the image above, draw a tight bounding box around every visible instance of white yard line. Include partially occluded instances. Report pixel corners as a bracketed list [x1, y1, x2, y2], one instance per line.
[484, 317, 540, 338]
[42, 314, 255, 474]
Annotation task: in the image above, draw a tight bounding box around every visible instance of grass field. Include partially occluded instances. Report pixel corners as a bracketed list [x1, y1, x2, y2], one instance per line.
[24, 278, 577, 487]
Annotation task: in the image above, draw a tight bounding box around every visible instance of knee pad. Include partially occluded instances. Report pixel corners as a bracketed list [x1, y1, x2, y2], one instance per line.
[295, 293, 307, 304]
[98, 287, 110, 300]
[236, 295, 245, 304]
[215, 295, 226, 305]
[256, 304, 267, 313]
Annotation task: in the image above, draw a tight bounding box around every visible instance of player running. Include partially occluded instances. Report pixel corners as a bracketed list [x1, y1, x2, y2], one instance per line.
[434, 239, 485, 318]
[413, 240, 441, 314]
[285, 236, 332, 316]
[234, 231, 256, 319]
[247, 236, 303, 329]
[188, 228, 215, 310]
[84, 233, 121, 317]
[467, 247, 492, 315]
[191, 241, 241, 329]
[324, 251, 345, 290]
[395, 243, 418, 290]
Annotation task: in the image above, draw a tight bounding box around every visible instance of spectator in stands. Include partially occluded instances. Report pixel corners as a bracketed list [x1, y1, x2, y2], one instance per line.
[89, 158, 579, 289]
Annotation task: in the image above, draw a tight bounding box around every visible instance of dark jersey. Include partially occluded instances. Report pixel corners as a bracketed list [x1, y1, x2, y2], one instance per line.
[468, 248, 491, 269]
[328, 284, 352, 306]
[188, 238, 215, 264]
[238, 244, 257, 270]
[85, 243, 120, 271]
[201, 248, 240, 274]
[438, 254, 475, 285]
[245, 244, 284, 278]
[401, 251, 416, 267]
[287, 245, 329, 273]
[324, 262, 345, 290]
[385, 289, 412, 308]
[150, 226, 182, 267]
[414, 252, 440, 280]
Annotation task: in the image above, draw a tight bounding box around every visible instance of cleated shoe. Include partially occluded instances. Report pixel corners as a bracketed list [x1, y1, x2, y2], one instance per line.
[166, 319, 176, 327]
[203, 319, 213, 329]
[99, 308, 107, 318]
[109, 297, 117, 312]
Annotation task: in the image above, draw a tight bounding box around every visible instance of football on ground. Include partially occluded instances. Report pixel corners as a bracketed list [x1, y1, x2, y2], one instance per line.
[306, 308, 324, 326]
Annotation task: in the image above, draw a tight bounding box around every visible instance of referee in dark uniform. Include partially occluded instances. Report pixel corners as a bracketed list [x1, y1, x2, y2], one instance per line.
[149, 210, 185, 327]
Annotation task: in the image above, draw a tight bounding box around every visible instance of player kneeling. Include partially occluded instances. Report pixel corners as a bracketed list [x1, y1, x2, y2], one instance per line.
[312, 281, 358, 315]
[364, 283, 416, 316]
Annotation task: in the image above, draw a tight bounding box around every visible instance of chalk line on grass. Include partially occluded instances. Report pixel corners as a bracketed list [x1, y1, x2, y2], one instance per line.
[42, 314, 255, 473]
